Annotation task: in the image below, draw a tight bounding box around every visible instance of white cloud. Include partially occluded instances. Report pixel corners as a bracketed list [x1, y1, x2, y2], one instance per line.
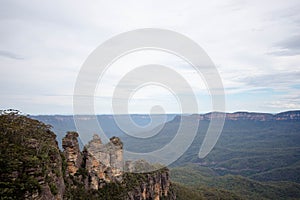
[0, 0, 300, 114]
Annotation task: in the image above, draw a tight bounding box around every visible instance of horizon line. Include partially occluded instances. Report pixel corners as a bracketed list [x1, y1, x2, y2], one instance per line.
[28, 109, 300, 116]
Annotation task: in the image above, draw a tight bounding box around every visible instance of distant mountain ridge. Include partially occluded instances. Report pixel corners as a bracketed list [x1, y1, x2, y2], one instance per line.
[32, 110, 300, 121]
[197, 110, 300, 121]
[30, 110, 300, 148]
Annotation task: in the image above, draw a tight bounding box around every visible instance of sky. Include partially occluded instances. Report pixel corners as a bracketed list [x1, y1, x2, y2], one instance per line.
[0, 0, 300, 114]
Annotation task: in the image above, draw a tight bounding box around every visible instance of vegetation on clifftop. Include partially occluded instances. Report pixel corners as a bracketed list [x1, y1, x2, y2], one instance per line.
[0, 112, 63, 199]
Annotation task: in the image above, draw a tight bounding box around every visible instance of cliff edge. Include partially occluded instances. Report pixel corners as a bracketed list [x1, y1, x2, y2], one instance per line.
[0, 113, 175, 200]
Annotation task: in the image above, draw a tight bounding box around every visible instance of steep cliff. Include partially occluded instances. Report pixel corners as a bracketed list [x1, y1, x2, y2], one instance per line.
[0, 113, 65, 199]
[195, 110, 300, 121]
[125, 169, 173, 200]
[63, 133, 175, 200]
[84, 134, 123, 189]
[62, 132, 82, 176]
[0, 113, 175, 200]
[274, 110, 300, 120]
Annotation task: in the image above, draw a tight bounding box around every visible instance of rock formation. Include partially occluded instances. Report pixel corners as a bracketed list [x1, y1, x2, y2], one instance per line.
[66, 133, 175, 199]
[126, 169, 173, 200]
[84, 134, 123, 189]
[62, 132, 82, 176]
[0, 113, 175, 200]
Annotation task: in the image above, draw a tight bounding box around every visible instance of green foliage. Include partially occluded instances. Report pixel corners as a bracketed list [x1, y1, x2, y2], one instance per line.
[123, 172, 147, 190]
[63, 183, 126, 200]
[0, 113, 61, 199]
[50, 183, 58, 195]
[171, 181, 245, 200]
[171, 163, 300, 200]
[74, 167, 88, 178]
[171, 182, 204, 200]
[96, 183, 125, 200]
[61, 152, 67, 175]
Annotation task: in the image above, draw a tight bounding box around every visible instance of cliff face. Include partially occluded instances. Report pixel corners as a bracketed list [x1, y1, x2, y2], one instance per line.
[62, 132, 82, 176]
[126, 170, 173, 200]
[225, 112, 273, 121]
[274, 111, 300, 120]
[84, 134, 123, 189]
[196, 110, 300, 121]
[0, 114, 65, 200]
[0, 113, 175, 200]
[62, 132, 174, 200]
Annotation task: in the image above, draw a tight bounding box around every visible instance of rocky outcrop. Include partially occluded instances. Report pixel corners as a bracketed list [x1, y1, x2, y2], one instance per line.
[65, 133, 175, 199]
[0, 113, 175, 200]
[225, 112, 273, 121]
[84, 134, 123, 189]
[126, 169, 174, 200]
[62, 132, 82, 176]
[197, 112, 273, 121]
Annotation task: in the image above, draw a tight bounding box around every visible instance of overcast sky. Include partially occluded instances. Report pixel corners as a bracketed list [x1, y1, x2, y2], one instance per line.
[1, 0, 300, 114]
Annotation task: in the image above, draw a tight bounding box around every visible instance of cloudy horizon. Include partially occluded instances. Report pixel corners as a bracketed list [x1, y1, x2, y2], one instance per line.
[1, 0, 300, 115]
